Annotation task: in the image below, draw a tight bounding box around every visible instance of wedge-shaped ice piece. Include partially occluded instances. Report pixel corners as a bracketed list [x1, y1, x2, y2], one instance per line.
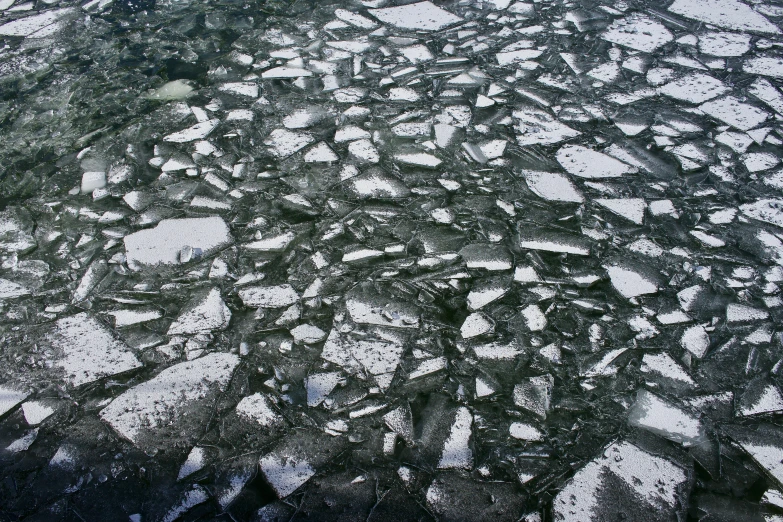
[461, 312, 493, 339]
[739, 379, 783, 416]
[409, 357, 447, 380]
[124, 217, 231, 268]
[6, 429, 37, 453]
[236, 393, 283, 427]
[513, 107, 581, 146]
[557, 145, 635, 179]
[0, 386, 28, 417]
[394, 152, 441, 168]
[305, 372, 342, 407]
[603, 264, 658, 298]
[161, 486, 209, 522]
[699, 96, 769, 131]
[467, 279, 509, 310]
[265, 129, 315, 158]
[49, 313, 142, 387]
[21, 401, 53, 426]
[164, 119, 219, 143]
[522, 170, 583, 203]
[368, 1, 462, 31]
[259, 431, 339, 498]
[749, 77, 783, 115]
[725, 424, 783, 488]
[261, 66, 312, 78]
[595, 198, 646, 224]
[438, 407, 473, 470]
[669, 0, 780, 35]
[304, 142, 338, 163]
[247, 230, 295, 252]
[0, 278, 30, 299]
[513, 375, 552, 419]
[659, 74, 728, 104]
[348, 139, 379, 163]
[741, 199, 783, 228]
[553, 441, 688, 521]
[628, 390, 705, 446]
[347, 171, 410, 199]
[384, 404, 414, 444]
[0, 8, 73, 36]
[168, 288, 231, 335]
[100, 353, 239, 448]
[335, 8, 377, 28]
[334, 125, 371, 142]
[239, 284, 299, 308]
[521, 304, 547, 331]
[519, 229, 591, 256]
[602, 14, 673, 52]
[641, 353, 695, 387]
[346, 294, 420, 328]
[178, 447, 207, 481]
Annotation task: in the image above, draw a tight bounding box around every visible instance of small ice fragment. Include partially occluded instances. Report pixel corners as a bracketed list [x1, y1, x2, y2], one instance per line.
[603, 264, 658, 298]
[522, 170, 583, 203]
[513, 375, 553, 419]
[460, 313, 493, 338]
[509, 422, 543, 441]
[438, 407, 473, 470]
[595, 198, 646, 224]
[168, 288, 231, 335]
[239, 284, 299, 308]
[681, 325, 710, 358]
[178, 447, 207, 480]
[236, 393, 283, 427]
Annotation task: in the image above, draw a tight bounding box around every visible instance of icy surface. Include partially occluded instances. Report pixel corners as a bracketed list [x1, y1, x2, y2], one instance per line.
[1, 0, 783, 518]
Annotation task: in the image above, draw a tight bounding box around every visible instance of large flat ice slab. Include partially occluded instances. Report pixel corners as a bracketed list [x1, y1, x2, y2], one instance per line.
[124, 217, 232, 269]
[368, 1, 462, 31]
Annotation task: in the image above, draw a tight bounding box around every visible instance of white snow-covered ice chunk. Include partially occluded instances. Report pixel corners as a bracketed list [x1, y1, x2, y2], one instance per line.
[496, 49, 543, 65]
[106, 309, 163, 327]
[514, 266, 541, 284]
[553, 441, 687, 521]
[265, 129, 315, 158]
[669, 0, 780, 34]
[726, 303, 769, 323]
[0, 8, 73, 36]
[6, 429, 37, 453]
[641, 353, 696, 386]
[699, 32, 751, 57]
[124, 217, 231, 268]
[344, 248, 383, 262]
[519, 232, 591, 256]
[602, 14, 673, 52]
[283, 107, 327, 129]
[467, 285, 508, 311]
[164, 120, 219, 143]
[409, 356, 447, 380]
[628, 390, 705, 446]
[304, 142, 338, 163]
[521, 304, 547, 331]
[321, 331, 404, 384]
[460, 312, 493, 338]
[595, 198, 646, 225]
[259, 452, 315, 498]
[438, 407, 473, 470]
[716, 131, 754, 153]
[218, 82, 258, 97]
[741, 199, 783, 228]
[388, 87, 420, 102]
[627, 238, 664, 258]
[147, 79, 194, 101]
[740, 383, 783, 416]
[161, 486, 209, 522]
[699, 96, 769, 131]
[681, 325, 710, 358]
[246, 230, 295, 252]
[178, 447, 207, 480]
[0, 278, 30, 299]
[236, 393, 283, 427]
[509, 422, 543, 441]
[368, 1, 462, 31]
[556, 145, 635, 179]
[749, 78, 783, 114]
[81, 171, 106, 193]
[21, 401, 55, 425]
[472, 341, 523, 360]
[522, 170, 583, 203]
[334, 125, 370, 143]
[348, 139, 380, 163]
[603, 265, 658, 298]
[345, 297, 419, 328]
[691, 230, 725, 248]
[239, 284, 299, 308]
[513, 107, 581, 146]
[394, 152, 441, 168]
[657, 310, 692, 325]
[400, 44, 434, 63]
[261, 66, 312, 78]
[335, 8, 377, 28]
[658, 74, 728, 104]
[0, 386, 28, 417]
[49, 313, 142, 387]
[384, 405, 413, 443]
[290, 324, 327, 344]
[168, 288, 231, 335]
[305, 372, 342, 407]
[161, 156, 195, 172]
[99, 353, 239, 446]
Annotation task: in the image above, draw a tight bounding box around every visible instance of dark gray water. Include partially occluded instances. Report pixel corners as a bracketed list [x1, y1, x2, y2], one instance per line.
[1, 0, 783, 520]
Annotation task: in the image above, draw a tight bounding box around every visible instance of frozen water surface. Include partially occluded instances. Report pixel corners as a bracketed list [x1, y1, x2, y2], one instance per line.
[1, 0, 783, 519]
